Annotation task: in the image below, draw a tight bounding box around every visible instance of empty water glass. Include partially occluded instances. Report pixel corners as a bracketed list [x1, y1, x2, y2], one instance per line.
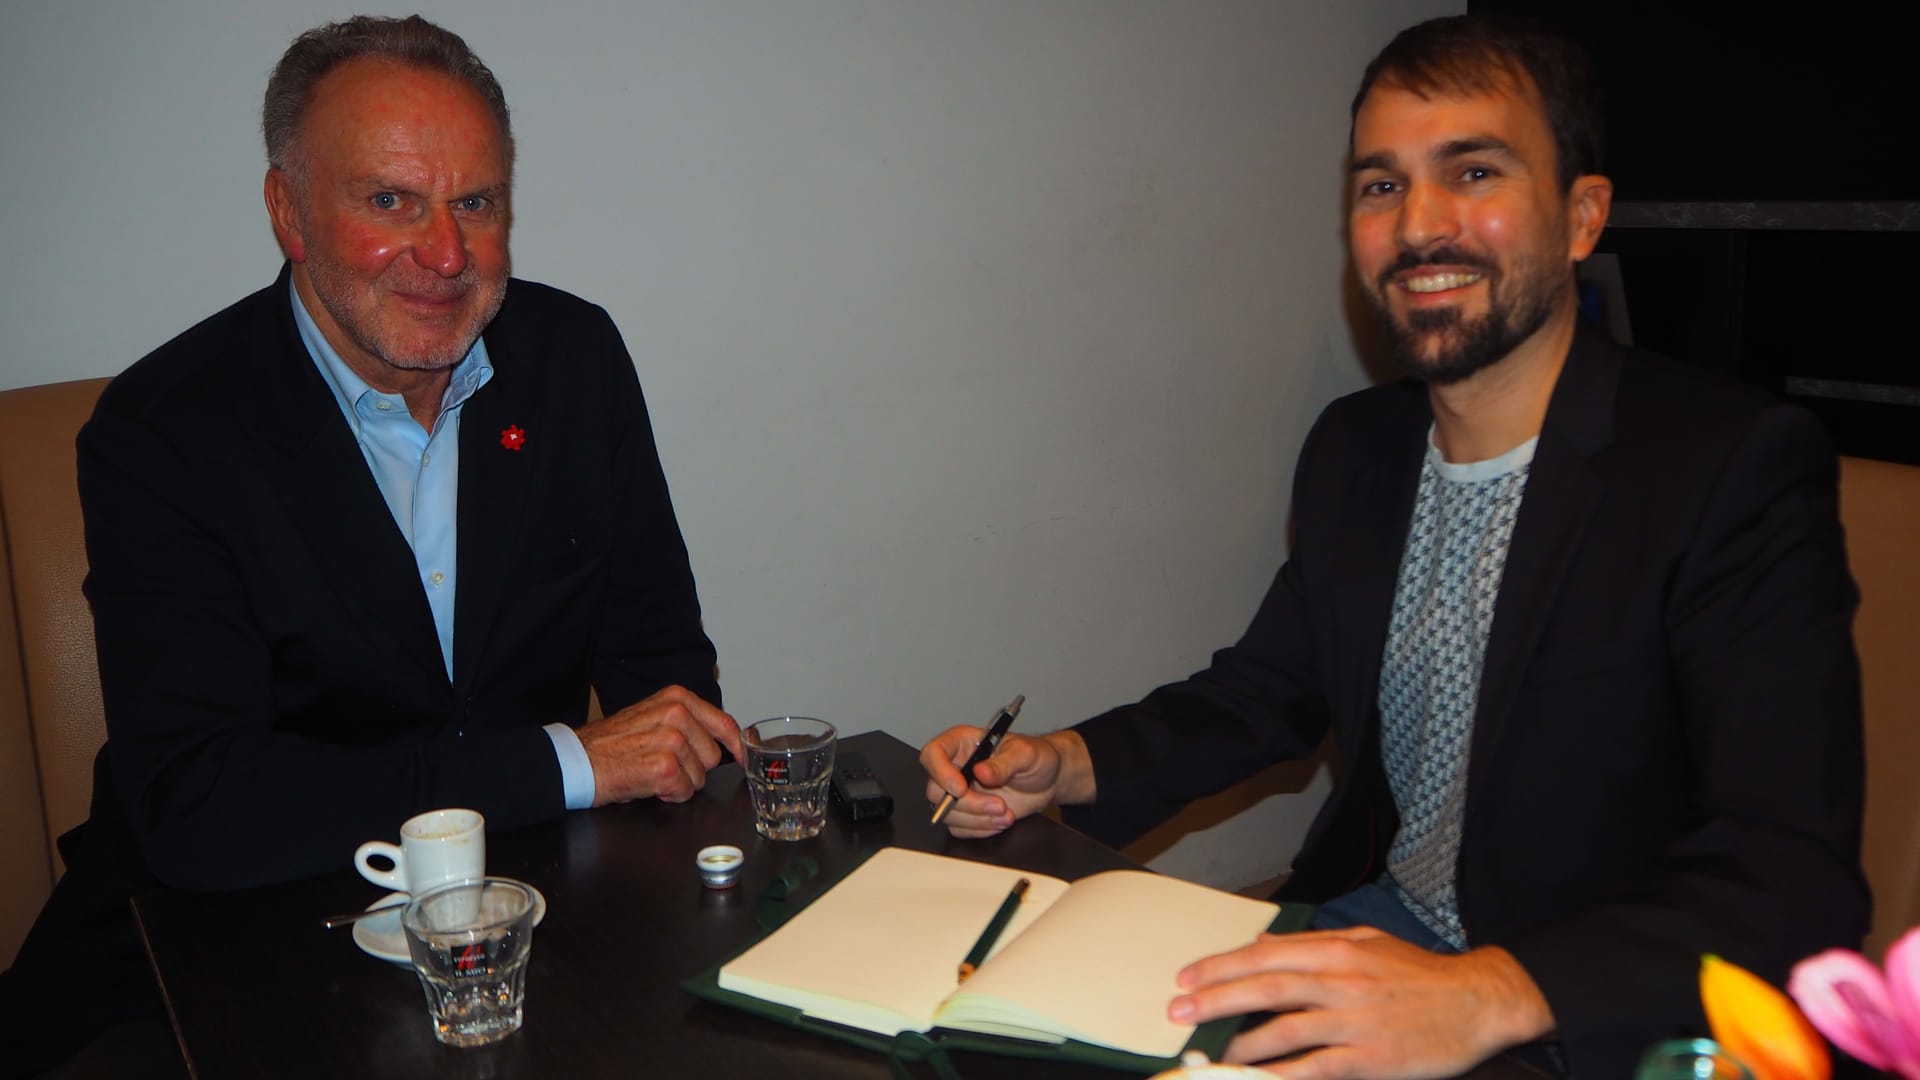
[401, 877, 537, 1047]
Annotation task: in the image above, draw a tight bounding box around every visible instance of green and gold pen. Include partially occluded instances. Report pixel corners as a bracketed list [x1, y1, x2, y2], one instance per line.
[957, 877, 1030, 982]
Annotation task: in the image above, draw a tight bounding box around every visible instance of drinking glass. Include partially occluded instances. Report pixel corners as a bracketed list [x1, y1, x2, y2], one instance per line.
[401, 877, 537, 1047]
[742, 717, 836, 840]
[1634, 1038, 1755, 1080]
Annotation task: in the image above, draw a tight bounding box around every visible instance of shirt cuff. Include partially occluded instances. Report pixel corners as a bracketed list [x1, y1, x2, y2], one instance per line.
[543, 723, 597, 811]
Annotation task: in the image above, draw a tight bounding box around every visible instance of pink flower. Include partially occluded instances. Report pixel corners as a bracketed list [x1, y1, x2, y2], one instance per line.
[1789, 929, 1920, 1079]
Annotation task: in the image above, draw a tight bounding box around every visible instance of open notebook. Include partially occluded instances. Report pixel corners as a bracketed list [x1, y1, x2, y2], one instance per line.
[712, 847, 1284, 1061]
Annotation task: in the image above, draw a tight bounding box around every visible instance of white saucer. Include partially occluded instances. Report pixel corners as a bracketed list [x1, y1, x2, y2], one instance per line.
[352, 884, 548, 965]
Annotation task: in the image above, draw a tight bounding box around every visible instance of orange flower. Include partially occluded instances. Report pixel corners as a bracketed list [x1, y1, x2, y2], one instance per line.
[1701, 954, 1831, 1080]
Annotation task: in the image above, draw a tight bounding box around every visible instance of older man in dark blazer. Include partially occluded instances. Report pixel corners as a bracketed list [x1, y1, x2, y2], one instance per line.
[921, 15, 1866, 1080]
[2, 16, 737, 1076]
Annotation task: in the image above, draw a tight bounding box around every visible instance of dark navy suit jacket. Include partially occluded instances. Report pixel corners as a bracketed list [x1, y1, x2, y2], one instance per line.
[1067, 322, 1868, 1078]
[1, 267, 718, 1072]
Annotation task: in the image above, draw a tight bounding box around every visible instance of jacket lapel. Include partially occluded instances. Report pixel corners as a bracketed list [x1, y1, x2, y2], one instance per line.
[1463, 322, 1619, 812]
[1334, 384, 1431, 747]
[450, 313, 542, 699]
[251, 268, 448, 684]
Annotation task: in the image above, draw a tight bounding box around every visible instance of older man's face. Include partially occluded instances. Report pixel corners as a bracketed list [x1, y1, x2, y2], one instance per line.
[268, 58, 511, 384]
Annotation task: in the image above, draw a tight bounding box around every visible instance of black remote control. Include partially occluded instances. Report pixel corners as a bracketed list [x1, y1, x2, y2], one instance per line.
[830, 751, 893, 822]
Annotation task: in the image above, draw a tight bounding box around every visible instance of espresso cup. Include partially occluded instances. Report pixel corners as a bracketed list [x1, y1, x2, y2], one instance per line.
[355, 808, 485, 894]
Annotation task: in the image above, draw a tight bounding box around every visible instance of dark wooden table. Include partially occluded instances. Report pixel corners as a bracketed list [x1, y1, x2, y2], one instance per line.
[135, 731, 1542, 1078]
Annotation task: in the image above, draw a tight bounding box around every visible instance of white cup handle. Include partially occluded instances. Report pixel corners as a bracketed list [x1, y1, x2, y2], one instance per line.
[354, 840, 406, 891]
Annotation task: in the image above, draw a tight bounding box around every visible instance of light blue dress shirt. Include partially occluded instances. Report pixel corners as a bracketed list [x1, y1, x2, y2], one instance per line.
[291, 282, 596, 809]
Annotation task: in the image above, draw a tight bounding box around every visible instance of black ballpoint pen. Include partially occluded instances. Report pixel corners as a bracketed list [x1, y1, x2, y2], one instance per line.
[957, 877, 1030, 982]
[930, 694, 1024, 825]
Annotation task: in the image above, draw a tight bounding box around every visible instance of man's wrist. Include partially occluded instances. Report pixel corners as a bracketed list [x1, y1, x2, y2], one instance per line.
[1467, 946, 1556, 1050]
[1046, 730, 1097, 806]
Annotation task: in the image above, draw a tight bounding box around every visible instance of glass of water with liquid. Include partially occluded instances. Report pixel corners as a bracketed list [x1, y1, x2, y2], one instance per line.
[401, 877, 537, 1047]
[742, 717, 837, 840]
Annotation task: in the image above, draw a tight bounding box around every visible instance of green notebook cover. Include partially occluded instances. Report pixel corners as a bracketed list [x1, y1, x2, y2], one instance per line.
[681, 849, 1315, 1076]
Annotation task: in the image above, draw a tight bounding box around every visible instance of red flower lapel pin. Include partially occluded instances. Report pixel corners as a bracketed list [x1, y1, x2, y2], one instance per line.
[499, 424, 527, 451]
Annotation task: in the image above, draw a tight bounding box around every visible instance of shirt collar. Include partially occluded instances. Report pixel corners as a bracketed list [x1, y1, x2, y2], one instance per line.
[1425, 422, 1539, 483]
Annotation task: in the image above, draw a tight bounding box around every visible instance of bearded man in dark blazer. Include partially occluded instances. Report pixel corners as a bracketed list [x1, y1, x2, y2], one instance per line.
[1, 16, 739, 1076]
[922, 16, 1866, 1079]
